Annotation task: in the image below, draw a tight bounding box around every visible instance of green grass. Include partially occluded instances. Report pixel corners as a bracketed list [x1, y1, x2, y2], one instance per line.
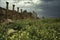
[0, 18, 60, 40]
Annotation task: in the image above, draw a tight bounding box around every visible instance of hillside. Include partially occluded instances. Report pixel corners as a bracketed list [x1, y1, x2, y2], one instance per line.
[0, 7, 38, 22]
[0, 18, 60, 40]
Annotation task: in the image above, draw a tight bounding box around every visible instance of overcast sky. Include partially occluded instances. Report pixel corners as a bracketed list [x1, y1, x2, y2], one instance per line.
[0, 0, 60, 18]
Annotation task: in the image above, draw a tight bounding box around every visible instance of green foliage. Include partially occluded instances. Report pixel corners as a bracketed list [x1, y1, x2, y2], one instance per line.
[0, 18, 60, 40]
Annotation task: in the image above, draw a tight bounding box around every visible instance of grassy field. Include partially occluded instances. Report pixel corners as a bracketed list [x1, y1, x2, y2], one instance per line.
[0, 18, 60, 40]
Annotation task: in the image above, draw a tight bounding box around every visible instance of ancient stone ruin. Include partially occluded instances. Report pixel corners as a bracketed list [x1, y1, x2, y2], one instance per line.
[0, 2, 38, 22]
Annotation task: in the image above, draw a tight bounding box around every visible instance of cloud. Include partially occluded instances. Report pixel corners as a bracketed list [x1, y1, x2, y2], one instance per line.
[0, 0, 60, 17]
[0, 0, 16, 9]
[15, 0, 42, 7]
[36, 0, 60, 17]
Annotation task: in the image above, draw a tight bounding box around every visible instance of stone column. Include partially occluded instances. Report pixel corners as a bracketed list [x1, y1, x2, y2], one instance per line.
[13, 5, 15, 11]
[6, 2, 9, 19]
[20, 9, 22, 13]
[6, 2, 9, 9]
[17, 7, 19, 12]
[12, 5, 15, 20]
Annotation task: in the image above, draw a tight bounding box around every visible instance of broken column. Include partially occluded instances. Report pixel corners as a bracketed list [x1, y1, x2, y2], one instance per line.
[17, 7, 19, 12]
[20, 9, 22, 13]
[12, 5, 15, 20]
[6, 2, 9, 9]
[17, 7, 20, 19]
[6, 2, 9, 19]
[13, 5, 15, 11]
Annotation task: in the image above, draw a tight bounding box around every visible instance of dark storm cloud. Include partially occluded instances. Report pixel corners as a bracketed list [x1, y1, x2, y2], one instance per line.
[36, 0, 60, 17]
[41, 0, 54, 1]
[42, 0, 53, 1]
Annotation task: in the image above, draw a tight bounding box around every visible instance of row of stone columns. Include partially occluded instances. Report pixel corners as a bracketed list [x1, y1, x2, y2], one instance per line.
[5, 2, 37, 19]
[6, 2, 22, 20]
